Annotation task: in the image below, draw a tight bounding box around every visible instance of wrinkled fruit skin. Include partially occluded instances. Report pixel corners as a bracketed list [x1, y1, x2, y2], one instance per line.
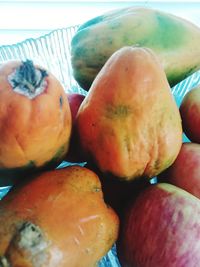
[159, 142, 200, 199]
[118, 183, 200, 267]
[0, 166, 119, 267]
[0, 60, 72, 185]
[180, 85, 200, 143]
[76, 46, 182, 181]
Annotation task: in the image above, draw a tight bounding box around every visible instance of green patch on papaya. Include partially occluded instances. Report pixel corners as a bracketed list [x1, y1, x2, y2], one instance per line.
[105, 104, 131, 119]
[71, 45, 87, 59]
[106, 37, 114, 45]
[71, 29, 93, 49]
[139, 13, 188, 50]
[156, 13, 187, 48]
[168, 65, 199, 87]
[36, 143, 68, 172]
[73, 72, 92, 91]
[51, 144, 67, 162]
[108, 20, 122, 30]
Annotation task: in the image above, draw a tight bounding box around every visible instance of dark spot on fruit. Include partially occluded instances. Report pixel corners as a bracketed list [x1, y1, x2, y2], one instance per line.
[59, 96, 63, 108]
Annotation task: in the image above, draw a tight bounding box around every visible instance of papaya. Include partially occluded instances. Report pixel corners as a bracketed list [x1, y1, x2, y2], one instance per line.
[71, 6, 200, 90]
[0, 60, 72, 185]
[0, 165, 119, 267]
[76, 46, 182, 181]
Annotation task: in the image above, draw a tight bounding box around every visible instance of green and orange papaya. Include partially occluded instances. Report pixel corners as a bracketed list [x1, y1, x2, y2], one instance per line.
[71, 6, 200, 90]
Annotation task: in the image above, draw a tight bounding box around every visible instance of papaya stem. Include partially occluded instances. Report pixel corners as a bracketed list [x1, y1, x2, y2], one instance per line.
[4, 221, 50, 267]
[8, 60, 48, 99]
[14, 221, 48, 254]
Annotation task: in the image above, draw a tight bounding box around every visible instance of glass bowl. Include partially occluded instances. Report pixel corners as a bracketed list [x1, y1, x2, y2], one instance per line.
[0, 25, 200, 267]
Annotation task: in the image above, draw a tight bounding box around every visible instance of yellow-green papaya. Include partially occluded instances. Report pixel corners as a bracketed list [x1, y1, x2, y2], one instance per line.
[71, 6, 200, 91]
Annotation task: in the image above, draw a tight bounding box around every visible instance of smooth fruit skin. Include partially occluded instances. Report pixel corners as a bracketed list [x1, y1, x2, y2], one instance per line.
[76, 46, 182, 181]
[0, 166, 119, 267]
[180, 86, 200, 143]
[71, 6, 200, 90]
[159, 142, 200, 199]
[67, 93, 85, 124]
[118, 183, 200, 267]
[64, 93, 86, 162]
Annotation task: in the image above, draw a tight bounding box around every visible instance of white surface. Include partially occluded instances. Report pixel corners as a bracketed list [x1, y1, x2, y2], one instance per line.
[0, 1, 200, 46]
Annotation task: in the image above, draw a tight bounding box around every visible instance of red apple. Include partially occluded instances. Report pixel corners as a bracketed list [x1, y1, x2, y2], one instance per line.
[159, 142, 200, 199]
[65, 93, 86, 162]
[118, 183, 200, 267]
[180, 85, 200, 143]
[67, 93, 85, 124]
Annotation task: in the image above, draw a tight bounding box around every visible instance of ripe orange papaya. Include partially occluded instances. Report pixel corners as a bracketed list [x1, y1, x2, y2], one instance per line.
[76, 46, 182, 181]
[0, 165, 119, 267]
[0, 60, 72, 185]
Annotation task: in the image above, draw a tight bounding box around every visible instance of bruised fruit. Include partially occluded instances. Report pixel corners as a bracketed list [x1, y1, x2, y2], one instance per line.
[0, 165, 119, 267]
[76, 46, 182, 181]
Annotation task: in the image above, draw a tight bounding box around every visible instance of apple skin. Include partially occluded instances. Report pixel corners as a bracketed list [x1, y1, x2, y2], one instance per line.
[64, 93, 86, 162]
[117, 183, 200, 267]
[67, 93, 86, 125]
[180, 86, 200, 143]
[158, 142, 200, 199]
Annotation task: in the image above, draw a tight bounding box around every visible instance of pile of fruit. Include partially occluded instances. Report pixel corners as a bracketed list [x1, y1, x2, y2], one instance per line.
[0, 6, 200, 267]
